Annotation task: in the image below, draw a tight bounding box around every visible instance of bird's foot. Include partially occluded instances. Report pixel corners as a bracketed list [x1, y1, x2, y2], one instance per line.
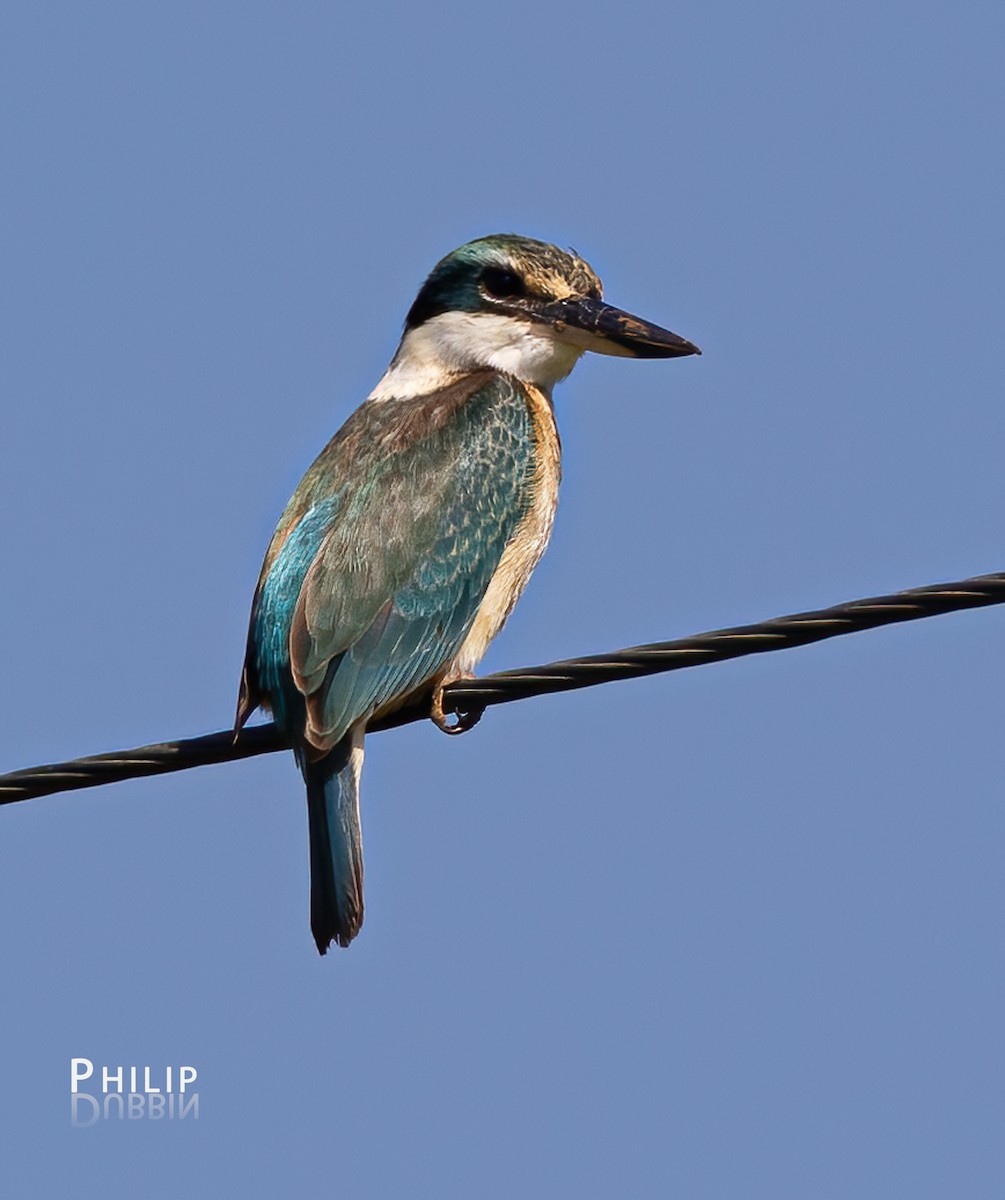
[430, 681, 484, 736]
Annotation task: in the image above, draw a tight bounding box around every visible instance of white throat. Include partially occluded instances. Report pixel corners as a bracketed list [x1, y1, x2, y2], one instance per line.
[369, 311, 584, 401]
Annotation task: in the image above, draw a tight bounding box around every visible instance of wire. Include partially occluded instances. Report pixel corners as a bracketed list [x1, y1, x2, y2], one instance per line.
[2, 571, 1002, 805]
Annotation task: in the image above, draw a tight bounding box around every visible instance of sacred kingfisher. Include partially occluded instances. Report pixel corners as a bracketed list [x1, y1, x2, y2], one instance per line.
[237, 234, 699, 953]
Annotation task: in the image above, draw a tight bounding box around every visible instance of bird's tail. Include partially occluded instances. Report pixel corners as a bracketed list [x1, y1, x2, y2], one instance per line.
[303, 724, 366, 954]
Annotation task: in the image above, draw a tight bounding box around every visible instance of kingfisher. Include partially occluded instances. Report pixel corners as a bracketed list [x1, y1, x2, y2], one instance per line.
[236, 234, 699, 953]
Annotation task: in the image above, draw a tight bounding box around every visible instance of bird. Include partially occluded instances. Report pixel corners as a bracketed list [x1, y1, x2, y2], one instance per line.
[236, 234, 700, 953]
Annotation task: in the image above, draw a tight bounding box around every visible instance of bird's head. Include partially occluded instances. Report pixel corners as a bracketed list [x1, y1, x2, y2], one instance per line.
[376, 234, 699, 397]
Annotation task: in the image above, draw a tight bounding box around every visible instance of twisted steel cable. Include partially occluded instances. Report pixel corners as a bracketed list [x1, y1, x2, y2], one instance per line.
[2, 571, 1002, 805]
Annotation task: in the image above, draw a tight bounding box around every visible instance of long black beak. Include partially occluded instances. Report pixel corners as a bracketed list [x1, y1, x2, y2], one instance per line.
[539, 296, 701, 359]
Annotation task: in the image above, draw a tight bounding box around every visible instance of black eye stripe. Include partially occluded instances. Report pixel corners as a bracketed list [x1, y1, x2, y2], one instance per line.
[480, 267, 525, 299]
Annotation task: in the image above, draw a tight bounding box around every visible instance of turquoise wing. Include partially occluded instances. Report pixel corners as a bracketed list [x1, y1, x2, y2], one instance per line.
[247, 373, 535, 750]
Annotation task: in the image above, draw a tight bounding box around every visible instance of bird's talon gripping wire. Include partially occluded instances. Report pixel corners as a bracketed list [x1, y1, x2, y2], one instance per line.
[430, 685, 484, 735]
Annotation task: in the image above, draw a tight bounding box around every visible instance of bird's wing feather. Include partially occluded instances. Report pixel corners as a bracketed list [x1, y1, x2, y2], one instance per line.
[249, 372, 535, 751]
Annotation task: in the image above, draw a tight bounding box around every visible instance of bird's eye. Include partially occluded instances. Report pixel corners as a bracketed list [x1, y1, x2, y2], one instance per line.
[480, 267, 525, 299]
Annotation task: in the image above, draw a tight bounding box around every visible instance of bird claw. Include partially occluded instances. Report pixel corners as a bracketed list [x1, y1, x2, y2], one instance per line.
[430, 683, 484, 736]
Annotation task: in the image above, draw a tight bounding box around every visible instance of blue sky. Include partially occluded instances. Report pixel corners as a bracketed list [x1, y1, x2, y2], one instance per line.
[3, 2, 1003, 1195]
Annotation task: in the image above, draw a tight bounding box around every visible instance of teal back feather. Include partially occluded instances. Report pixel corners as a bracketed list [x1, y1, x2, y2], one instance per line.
[252, 495, 340, 730]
